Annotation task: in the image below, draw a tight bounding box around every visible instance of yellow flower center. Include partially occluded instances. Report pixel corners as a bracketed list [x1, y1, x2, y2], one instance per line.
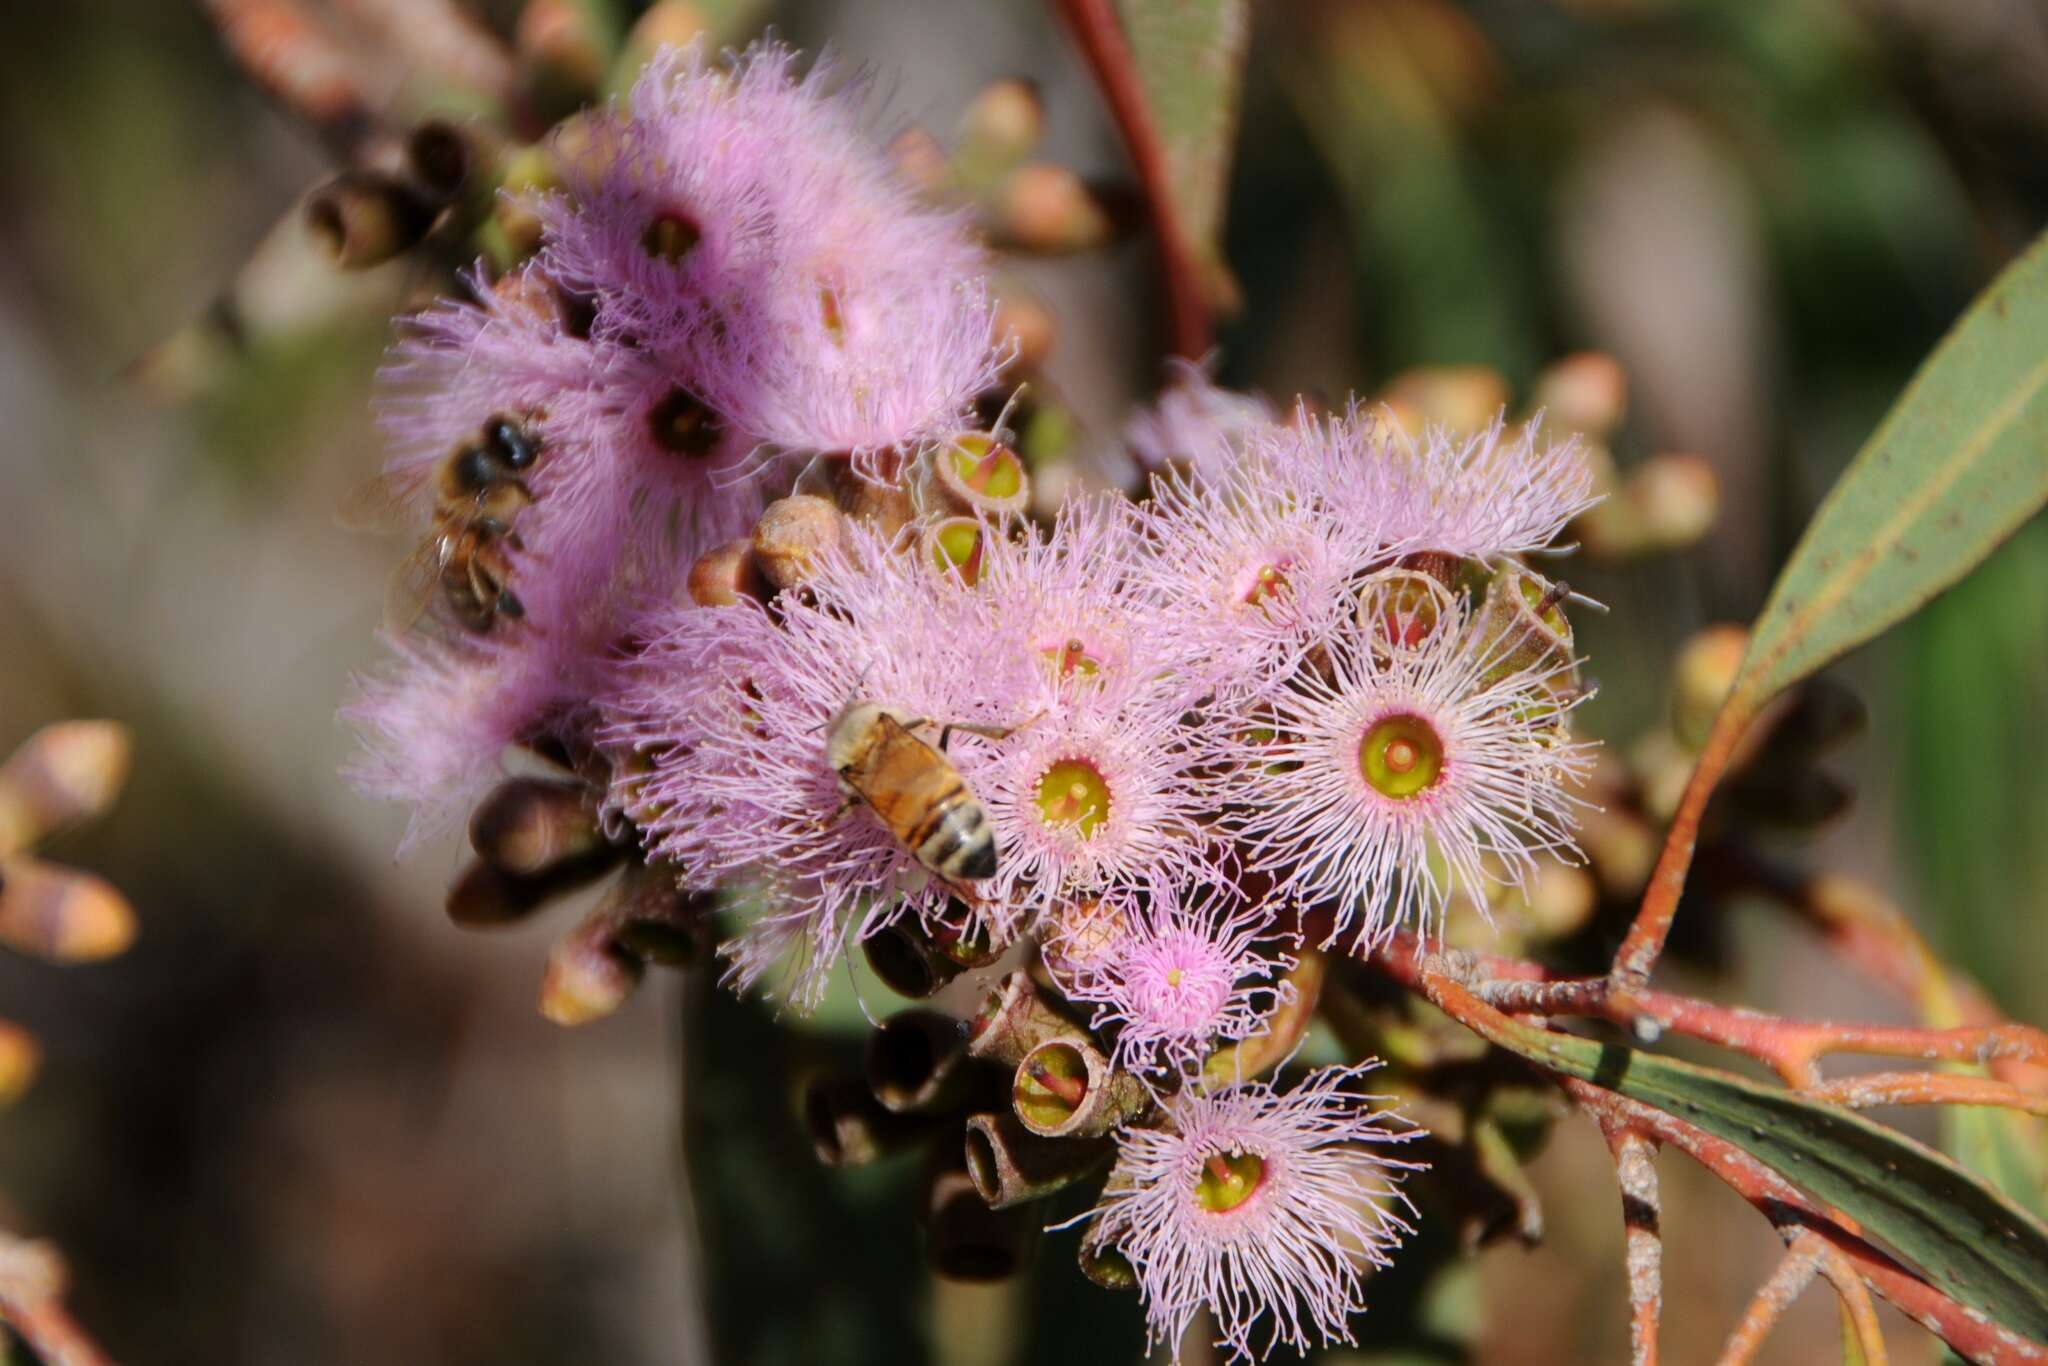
[640, 212, 701, 263]
[1194, 1151, 1266, 1213]
[949, 433, 1024, 499]
[929, 517, 985, 585]
[1243, 558, 1294, 607]
[1358, 713, 1444, 800]
[1035, 758, 1111, 837]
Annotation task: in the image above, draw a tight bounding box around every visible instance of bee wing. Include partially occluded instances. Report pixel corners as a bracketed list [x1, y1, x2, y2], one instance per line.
[384, 531, 453, 635]
[337, 467, 432, 534]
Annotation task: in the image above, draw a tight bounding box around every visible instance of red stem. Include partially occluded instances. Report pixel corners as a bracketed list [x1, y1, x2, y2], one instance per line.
[1049, 0, 1215, 358]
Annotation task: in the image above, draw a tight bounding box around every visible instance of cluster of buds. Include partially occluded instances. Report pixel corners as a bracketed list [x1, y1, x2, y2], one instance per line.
[342, 40, 1613, 1362]
[0, 721, 135, 1112]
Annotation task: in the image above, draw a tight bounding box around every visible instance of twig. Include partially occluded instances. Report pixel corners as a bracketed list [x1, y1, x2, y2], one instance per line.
[0, 1235, 114, 1366]
[1048, 0, 1214, 358]
[333, 0, 522, 113]
[1370, 930, 2048, 1091]
[1610, 692, 1757, 991]
[200, 0, 378, 160]
[1714, 1232, 1823, 1366]
[1599, 1121, 1661, 1366]
[1804, 1070, 2048, 1115]
[1813, 1241, 1891, 1366]
[1560, 1079, 2048, 1365]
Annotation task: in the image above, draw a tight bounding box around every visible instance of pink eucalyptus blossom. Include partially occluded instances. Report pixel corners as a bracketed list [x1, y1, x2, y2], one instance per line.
[1125, 358, 1278, 485]
[1079, 1065, 1424, 1362]
[1056, 887, 1296, 1082]
[1222, 588, 1594, 950]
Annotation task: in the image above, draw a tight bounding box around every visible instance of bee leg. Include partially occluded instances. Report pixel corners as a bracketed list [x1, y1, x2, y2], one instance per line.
[935, 713, 1039, 750]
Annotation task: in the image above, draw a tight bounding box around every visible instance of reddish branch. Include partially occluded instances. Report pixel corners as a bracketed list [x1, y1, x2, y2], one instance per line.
[1597, 1120, 1662, 1366]
[1611, 691, 1758, 991]
[201, 0, 378, 160]
[1049, 0, 1215, 358]
[1370, 929, 2048, 1095]
[0, 1236, 113, 1366]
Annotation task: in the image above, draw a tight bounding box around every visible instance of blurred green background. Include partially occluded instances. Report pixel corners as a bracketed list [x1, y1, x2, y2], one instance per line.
[0, 0, 2045, 1362]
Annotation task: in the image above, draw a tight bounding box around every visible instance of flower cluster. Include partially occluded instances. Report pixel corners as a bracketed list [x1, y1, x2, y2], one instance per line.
[343, 39, 1603, 1365]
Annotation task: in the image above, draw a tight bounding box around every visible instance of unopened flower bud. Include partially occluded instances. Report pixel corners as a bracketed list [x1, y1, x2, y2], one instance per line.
[992, 164, 1116, 254]
[1517, 860, 1597, 941]
[468, 778, 606, 877]
[867, 1009, 971, 1114]
[0, 1021, 39, 1106]
[1382, 366, 1510, 436]
[305, 171, 435, 269]
[953, 79, 1043, 192]
[752, 495, 843, 593]
[1578, 453, 1719, 558]
[610, 1, 709, 95]
[516, 0, 618, 111]
[1671, 624, 1748, 751]
[963, 1111, 1111, 1208]
[0, 855, 136, 962]
[1012, 1037, 1150, 1139]
[539, 913, 642, 1027]
[0, 720, 131, 855]
[686, 538, 768, 607]
[1532, 352, 1627, 438]
[932, 433, 1029, 519]
[967, 971, 1077, 1068]
[992, 291, 1056, 372]
[834, 471, 918, 537]
[889, 127, 951, 196]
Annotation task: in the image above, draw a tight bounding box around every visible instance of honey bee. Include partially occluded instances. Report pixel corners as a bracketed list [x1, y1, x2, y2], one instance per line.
[826, 703, 1002, 887]
[345, 413, 545, 634]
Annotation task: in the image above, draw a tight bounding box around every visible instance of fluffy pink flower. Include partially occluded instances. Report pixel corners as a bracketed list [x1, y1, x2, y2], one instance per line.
[1133, 439, 1398, 675]
[967, 683, 1224, 924]
[1078, 1065, 1424, 1362]
[1056, 887, 1296, 1082]
[342, 635, 587, 850]
[1274, 406, 1598, 560]
[605, 525, 1039, 1007]
[1221, 588, 1594, 950]
[1125, 359, 1278, 485]
[539, 42, 1003, 471]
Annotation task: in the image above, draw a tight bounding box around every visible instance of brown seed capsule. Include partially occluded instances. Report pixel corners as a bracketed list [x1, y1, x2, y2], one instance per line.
[305, 170, 435, 269]
[1012, 1037, 1150, 1139]
[468, 778, 605, 877]
[538, 860, 708, 1024]
[804, 1076, 934, 1167]
[967, 972, 1077, 1069]
[752, 495, 844, 593]
[925, 1162, 1035, 1282]
[867, 1009, 971, 1114]
[963, 1111, 1111, 1208]
[862, 922, 967, 1000]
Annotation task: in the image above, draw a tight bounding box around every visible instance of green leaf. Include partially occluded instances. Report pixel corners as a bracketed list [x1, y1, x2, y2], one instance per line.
[1118, 0, 1248, 286]
[1732, 229, 2048, 709]
[1461, 1007, 2048, 1341]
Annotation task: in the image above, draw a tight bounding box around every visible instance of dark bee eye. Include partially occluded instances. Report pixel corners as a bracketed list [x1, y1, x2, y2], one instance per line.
[483, 414, 540, 469]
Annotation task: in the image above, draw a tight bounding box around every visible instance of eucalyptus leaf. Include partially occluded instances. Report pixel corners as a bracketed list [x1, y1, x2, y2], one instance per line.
[1461, 1004, 2048, 1342]
[1731, 230, 2048, 709]
[1118, 0, 1248, 290]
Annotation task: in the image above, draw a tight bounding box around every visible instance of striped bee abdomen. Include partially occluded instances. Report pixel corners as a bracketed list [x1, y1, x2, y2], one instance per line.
[914, 790, 997, 882]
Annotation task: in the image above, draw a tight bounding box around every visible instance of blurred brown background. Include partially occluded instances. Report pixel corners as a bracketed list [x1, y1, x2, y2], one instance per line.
[1, 1, 2046, 1362]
